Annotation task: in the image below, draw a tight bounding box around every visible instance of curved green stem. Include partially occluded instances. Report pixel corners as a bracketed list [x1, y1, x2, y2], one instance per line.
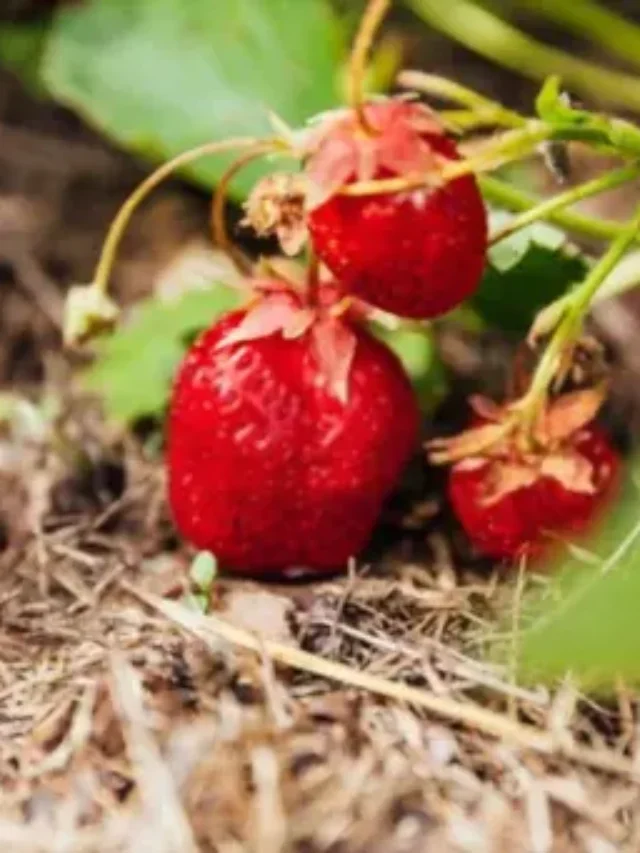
[480, 176, 640, 245]
[210, 145, 276, 276]
[490, 163, 640, 246]
[520, 202, 640, 421]
[93, 137, 286, 296]
[405, 0, 640, 114]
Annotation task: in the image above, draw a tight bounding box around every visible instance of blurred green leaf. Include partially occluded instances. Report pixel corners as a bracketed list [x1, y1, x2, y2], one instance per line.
[472, 212, 587, 334]
[535, 75, 577, 125]
[41, 0, 346, 197]
[514, 462, 640, 689]
[373, 324, 448, 413]
[486, 213, 568, 272]
[0, 22, 48, 95]
[84, 284, 240, 423]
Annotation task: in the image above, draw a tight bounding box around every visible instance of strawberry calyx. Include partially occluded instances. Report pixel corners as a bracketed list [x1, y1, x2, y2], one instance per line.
[428, 385, 610, 505]
[216, 276, 359, 404]
[243, 173, 308, 257]
[242, 100, 449, 255]
[301, 99, 446, 208]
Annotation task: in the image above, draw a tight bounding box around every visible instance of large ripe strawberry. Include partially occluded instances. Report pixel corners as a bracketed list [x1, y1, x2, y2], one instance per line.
[430, 389, 620, 561]
[168, 279, 419, 576]
[303, 100, 488, 319]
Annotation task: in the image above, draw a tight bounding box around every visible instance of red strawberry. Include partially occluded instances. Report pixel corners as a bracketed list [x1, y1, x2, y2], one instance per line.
[303, 100, 488, 319]
[167, 279, 418, 576]
[430, 389, 620, 561]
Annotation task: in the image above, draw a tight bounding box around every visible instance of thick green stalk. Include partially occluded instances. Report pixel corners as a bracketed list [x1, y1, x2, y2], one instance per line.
[405, 0, 640, 114]
[512, 0, 640, 73]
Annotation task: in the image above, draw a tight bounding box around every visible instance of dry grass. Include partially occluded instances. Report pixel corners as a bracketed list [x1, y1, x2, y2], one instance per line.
[1, 422, 639, 853]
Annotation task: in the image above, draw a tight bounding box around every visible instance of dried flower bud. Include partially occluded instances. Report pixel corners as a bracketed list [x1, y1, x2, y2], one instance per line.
[63, 284, 119, 347]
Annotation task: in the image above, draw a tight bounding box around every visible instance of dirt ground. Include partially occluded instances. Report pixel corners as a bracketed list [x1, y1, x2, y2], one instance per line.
[3, 18, 640, 853]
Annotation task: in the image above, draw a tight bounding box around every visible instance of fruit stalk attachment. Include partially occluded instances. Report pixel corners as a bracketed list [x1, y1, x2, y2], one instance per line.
[348, 0, 392, 134]
[518, 200, 640, 429]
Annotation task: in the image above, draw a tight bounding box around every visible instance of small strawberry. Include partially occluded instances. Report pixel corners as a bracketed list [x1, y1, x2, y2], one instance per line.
[429, 388, 620, 561]
[168, 278, 419, 576]
[302, 100, 488, 319]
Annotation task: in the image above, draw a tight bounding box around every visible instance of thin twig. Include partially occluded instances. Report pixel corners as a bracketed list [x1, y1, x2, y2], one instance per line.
[123, 582, 640, 783]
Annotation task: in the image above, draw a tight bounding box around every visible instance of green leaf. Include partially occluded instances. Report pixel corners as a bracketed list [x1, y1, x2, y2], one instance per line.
[472, 212, 588, 335]
[535, 75, 579, 125]
[190, 551, 218, 591]
[0, 22, 49, 95]
[84, 284, 240, 423]
[42, 0, 346, 197]
[373, 324, 448, 413]
[514, 462, 640, 689]
[534, 75, 640, 155]
[86, 281, 446, 424]
[486, 212, 567, 272]
[535, 73, 610, 136]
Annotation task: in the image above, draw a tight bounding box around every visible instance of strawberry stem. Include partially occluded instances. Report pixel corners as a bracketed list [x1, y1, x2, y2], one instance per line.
[519, 201, 640, 426]
[489, 163, 640, 247]
[92, 137, 288, 298]
[341, 122, 551, 197]
[211, 144, 279, 277]
[306, 251, 320, 306]
[348, 0, 392, 135]
[480, 176, 640, 245]
[439, 109, 516, 134]
[398, 70, 525, 129]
